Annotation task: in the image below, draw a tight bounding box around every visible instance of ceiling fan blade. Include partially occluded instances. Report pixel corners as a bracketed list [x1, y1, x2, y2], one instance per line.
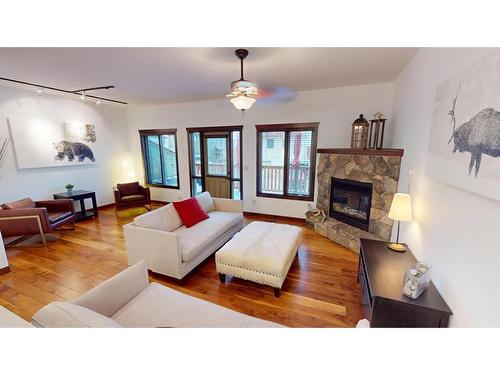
[257, 86, 296, 105]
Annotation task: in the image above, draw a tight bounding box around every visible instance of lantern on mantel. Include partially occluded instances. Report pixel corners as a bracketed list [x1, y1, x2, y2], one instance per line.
[369, 112, 387, 149]
[350, 114, 369, 149]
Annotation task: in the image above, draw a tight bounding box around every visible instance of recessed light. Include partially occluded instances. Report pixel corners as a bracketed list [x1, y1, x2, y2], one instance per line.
[80, 92, 86, 100]
[36, 89, 43, 96]
[96, 100, 101, 106]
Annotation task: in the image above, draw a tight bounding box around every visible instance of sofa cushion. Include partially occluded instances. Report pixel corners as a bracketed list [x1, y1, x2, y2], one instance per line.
[195, 191, 215, 213]
[175, 211, 243, 263]
[121, 194, 145, 202]
[48, 211, 74, 224]
[1, 198, 36, 209]
[32, 302, 122, 328]
[117, 182, 140, 197]
[133, 203, 182, 232]
[173, 197, 209, 228]
[111, 282, 282, 328]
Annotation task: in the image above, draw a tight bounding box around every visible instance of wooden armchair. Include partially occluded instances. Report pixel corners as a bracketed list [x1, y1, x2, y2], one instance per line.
[0, 198, 76, 246]
[113, 182, 151, 211]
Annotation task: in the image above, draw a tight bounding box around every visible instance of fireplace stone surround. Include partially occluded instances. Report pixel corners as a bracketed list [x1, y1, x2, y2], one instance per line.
[314, 148, 403, 253]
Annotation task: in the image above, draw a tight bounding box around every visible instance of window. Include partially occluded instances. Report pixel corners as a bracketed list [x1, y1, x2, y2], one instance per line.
[139, 129, 180, 189]
[256, 123, 319, 201]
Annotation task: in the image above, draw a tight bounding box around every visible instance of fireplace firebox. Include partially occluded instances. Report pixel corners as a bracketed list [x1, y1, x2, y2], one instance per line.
[329, 177, 373, 231]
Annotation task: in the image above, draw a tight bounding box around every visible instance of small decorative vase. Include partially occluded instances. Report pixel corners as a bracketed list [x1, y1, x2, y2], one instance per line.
[67, 188, 73, 195]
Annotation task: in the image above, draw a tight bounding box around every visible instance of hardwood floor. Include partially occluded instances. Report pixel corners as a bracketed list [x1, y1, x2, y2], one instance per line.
[0, 205, 363, 327]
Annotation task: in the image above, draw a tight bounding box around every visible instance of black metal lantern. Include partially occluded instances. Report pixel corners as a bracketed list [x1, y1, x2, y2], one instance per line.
[350, 114, 369, 149]
[369, 112, 387, 149]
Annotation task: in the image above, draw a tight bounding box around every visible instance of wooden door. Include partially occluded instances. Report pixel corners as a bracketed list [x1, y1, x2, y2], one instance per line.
[203, 133, 231, 198]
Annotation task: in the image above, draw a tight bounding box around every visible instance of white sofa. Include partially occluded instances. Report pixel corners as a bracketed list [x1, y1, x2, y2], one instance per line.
[124, 192, 244, 280]
[7, 260, 281, 328]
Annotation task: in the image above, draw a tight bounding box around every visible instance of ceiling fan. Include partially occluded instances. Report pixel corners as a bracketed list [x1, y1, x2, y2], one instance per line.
[226, 48, 296, 112]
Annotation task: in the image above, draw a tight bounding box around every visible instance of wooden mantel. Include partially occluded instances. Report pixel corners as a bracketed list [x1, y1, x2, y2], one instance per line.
[317, 148, 404, 157]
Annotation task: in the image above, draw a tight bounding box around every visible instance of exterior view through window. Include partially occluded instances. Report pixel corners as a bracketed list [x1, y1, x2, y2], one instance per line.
[256, 123, 318, 201]
[139, 129, 180, 189]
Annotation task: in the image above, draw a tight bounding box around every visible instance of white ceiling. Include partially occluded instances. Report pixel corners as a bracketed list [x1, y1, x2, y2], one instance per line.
[0, 48, 417, 105]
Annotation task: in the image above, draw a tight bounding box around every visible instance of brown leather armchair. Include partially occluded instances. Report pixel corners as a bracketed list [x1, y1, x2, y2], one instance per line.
[0, 198, 76, 246]
[113, 182, 151, 211]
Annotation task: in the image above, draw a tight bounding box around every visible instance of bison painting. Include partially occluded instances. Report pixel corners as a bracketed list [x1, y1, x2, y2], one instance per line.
[448, 86, 500, 177]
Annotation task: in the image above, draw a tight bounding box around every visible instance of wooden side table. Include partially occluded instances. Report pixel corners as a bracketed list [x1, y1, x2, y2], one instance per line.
[358, 238, 452, 327]
[53, 190, 98, 221]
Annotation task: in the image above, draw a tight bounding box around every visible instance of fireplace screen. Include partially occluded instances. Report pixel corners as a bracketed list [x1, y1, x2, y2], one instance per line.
[329, 177, 373, 231]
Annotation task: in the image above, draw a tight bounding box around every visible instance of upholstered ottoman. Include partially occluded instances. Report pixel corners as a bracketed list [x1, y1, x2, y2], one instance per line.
[215, 221, 303, 297]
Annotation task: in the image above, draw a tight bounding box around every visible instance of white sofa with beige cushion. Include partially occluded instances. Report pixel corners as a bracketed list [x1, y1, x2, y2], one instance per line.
[29, 260, 282, 328]
[124, 192, 244, 280]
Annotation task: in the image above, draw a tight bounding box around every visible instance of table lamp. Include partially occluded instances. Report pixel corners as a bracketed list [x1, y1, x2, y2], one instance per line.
[387, 193, 413, 252]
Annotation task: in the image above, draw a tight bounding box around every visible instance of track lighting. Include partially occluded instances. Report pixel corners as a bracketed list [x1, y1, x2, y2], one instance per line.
[0, 77, 127, 105]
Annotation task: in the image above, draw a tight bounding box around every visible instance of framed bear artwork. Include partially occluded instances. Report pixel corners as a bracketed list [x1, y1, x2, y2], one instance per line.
[7, 117, 98, 169]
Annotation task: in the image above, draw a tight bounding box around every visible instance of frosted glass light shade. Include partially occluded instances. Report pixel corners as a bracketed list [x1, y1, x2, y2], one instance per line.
[230, 96, 256, 110]
[388, 193, 413, 222]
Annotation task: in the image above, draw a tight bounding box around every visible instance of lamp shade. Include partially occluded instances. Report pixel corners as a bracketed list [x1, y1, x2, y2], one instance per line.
[388, 193, 413, 222]
[230, 96, 256, 110]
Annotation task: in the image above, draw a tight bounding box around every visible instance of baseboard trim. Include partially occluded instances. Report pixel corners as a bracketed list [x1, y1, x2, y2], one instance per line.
[151, 200, 169, 205]
[243, 211, 306, 223]
[98, 203, 115, 209]
[0, 265, 10, 275]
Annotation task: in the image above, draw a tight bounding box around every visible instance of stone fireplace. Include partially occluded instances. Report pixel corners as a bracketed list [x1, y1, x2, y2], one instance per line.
[314, 148, 403, 253]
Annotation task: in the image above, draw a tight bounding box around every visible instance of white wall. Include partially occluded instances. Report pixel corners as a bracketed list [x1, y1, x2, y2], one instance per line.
[126, 82, 394, 218]
[389, 48, 500, 327]
[0, 85, 132, 206]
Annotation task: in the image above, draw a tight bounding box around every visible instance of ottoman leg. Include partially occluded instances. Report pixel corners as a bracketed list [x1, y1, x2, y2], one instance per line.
[274, 288, 281, 298]
[218, 273, 226, 283]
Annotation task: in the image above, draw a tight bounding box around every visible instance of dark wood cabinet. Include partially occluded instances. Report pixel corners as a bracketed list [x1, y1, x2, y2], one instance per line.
[358, 239, 452, 327]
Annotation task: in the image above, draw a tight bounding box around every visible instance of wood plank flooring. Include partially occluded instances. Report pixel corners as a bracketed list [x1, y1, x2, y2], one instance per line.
[0, 205, 363, 327]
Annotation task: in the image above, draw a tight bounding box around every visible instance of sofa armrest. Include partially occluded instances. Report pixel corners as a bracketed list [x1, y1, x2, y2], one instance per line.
[138, 185, 151, 201]
[73, 260, 149, 317]
[124, 223, 182, 278]
[36, 199, 75, 214]
[213, 197, 243, 213]
[0, 306, 33, 328]
[0, 207, 51, 233]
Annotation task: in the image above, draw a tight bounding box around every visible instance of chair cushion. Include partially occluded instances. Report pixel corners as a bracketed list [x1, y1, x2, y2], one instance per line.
[175, 211, 243, 263]
[111, 282, 282, 327]
[195, 191, 215, 213]
[133, 203, 183, 232]
[121, 194, 146, 203]
[48, 211, 73, 224]
[31, 302, 122, 328]
[117, 182, 140, 197]
[172, 197, 209, 228]
[1, 198, 36, 209]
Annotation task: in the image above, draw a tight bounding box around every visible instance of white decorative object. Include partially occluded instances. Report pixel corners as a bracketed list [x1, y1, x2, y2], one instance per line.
[7, 117, 98, 169]
[426, 51, 500, 201]
[402, 262, 432, 299]
[0, 232, 9, 272]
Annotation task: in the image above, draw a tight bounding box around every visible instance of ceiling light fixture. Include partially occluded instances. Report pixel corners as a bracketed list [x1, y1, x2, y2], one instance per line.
[80, 91, 86, 100]
[96, 100, 101, 106]
[226, 49, 259, 113]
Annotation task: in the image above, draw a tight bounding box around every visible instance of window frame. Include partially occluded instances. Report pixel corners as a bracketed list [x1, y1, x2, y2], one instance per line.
[139, 128, 180, 190]
[186, 125, 243, 200]
[256, 122, 319, 201]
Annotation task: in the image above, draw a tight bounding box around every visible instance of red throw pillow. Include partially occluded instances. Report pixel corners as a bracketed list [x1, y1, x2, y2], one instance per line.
[172, 197, 209, 228]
